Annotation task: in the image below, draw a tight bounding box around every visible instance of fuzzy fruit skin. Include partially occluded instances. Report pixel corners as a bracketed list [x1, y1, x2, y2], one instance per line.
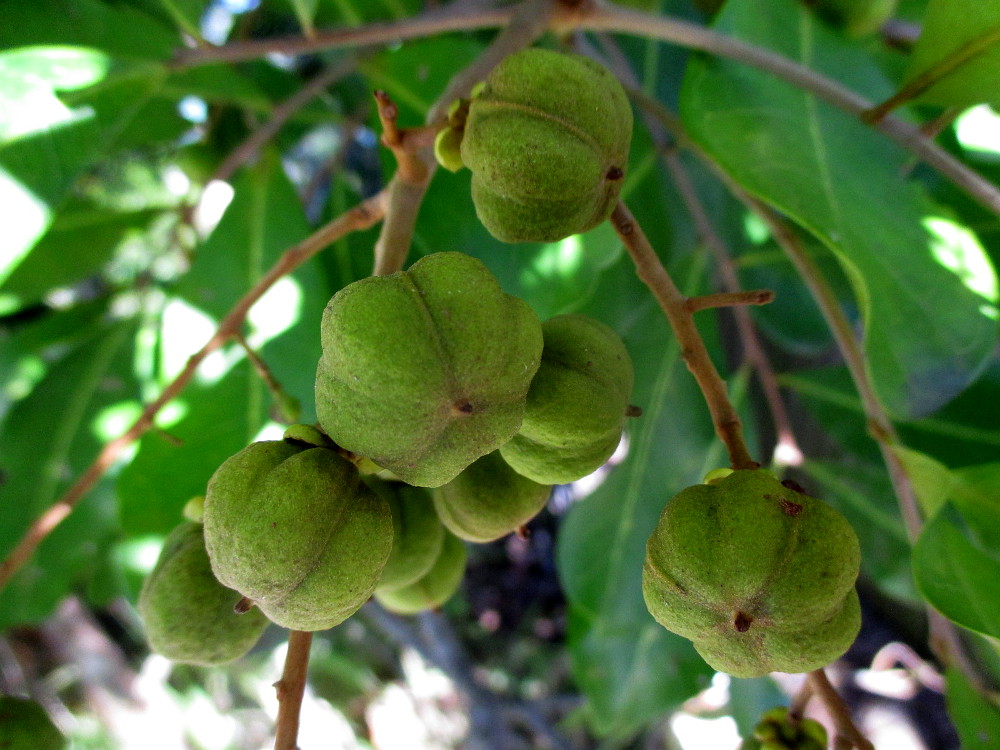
[375, 531, 467, 615]
[642, 470, 861, 678]
[500, 314, 633, 485]
[460, 48, 633, 243]
[432, 450, 551, 542]
[315, 252, 543, 487]
[138, 522, 269, 666]
[368, 478, 446, 591]
[203, 441, 392, 631]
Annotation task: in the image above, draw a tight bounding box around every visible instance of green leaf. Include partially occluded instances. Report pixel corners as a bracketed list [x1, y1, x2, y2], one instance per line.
[0, 204, 159, 309]
[0, 320, 138, 628]
[681, 0, 999, 418]
[116, 361, 271, 538]
[904, 0, 1000, 109]
[946, 668, 1000, 747]
[0, 0, 179, 61]
[176, 151, 330, 422]
[889, 444, 959, 517]
[556, 260, 720, 735]
[913, 497, 1000, 638]
[782, 365, 1000, 468]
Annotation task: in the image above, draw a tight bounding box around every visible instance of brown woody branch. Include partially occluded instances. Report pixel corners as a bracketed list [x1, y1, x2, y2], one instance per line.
[610, 200, 757, 471]
[274, 630, 314, 750]
[686, 289, 775, 313]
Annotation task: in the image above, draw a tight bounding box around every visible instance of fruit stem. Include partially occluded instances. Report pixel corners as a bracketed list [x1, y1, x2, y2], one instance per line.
[274, 630, 314, 750]
[610, 200, 757, 471]
[808, 669, 875, 750]
[686, 289, 775, 313]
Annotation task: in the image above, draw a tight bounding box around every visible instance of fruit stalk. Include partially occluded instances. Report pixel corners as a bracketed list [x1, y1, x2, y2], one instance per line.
[274, 630, 314, 750]
[610, 200, 756, 470]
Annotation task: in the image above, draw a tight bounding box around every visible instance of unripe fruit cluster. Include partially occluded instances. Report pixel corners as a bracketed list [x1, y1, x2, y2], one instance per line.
[139, 252, 635, 662]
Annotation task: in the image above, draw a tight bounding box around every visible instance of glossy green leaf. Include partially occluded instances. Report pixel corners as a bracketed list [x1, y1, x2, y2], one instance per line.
[914, 498, 1000, 638]
[904, 0, 1000, 108]
[682, 0, 999, 418]
[0, 320, 138, 628]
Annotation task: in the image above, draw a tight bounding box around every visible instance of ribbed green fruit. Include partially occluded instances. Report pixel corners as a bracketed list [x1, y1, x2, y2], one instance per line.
[203, 439, 392, 631]
[375, 532, 467, 615]
[460, 48, 633, 243]
[752, 706, 828, 750]
[433, 450, 551, 542]
[0, 696, 66, 750]
[315, 252, 543, 487]
[642, 469, 861, 678]
[139, 521, 269, 665]
[369, 478, 446, 591]
[500, 314, 633, 485]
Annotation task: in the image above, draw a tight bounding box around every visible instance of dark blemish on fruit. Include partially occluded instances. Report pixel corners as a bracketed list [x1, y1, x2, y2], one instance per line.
[453, 399, 475, 415]
[734, 611, 753, 632]
[606, 166, 624, 180]
[779, 497, 803, 516]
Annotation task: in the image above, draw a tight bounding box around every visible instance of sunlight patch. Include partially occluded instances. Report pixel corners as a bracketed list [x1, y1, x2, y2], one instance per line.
[247, 276, 303, 346]
[955, 105, 1000, 160]
[922, 217, 999, 319]
[92, 400, 144, 442]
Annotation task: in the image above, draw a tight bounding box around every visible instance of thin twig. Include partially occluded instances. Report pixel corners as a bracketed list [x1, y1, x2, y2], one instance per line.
[809, 669, 875, 750]
[588, 32, 804, 468]
[863, 25, 1000, 123]
[686, 289, 775, 312]
[610, 201, 757, 470]
[274, 630, 314, 750]
[788, 677, 815, 721]
[211, 56, 362, 184]
[0, 191, 388, 593]
[234, 333, 300, 423]
[170, 0, 516, 68]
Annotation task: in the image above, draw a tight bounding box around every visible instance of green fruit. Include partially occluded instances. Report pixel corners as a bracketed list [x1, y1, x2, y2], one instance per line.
[138, 522, 269, 666]
[460, 48, 633, 243]
[500, 314, 634, 485]
[433, 450, 551, 542]
[753, 707, 829, 750]
[375, 532, 467, 615]
[642, 469, 861, 678]
[315, 252, 543, 487]
[369, 478, 446, 591]
[0, 695, 66, 750]
[203, 440, 393, 631]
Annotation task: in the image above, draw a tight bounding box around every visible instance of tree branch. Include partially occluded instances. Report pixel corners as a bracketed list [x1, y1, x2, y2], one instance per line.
[211, 55, 361, 185]
[610, 200, 757, 470]
[170, 0, 515, 68]
[274, 630, 314, 750]
[0, 191, 389, 593]
[809, 669, 875, 750]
